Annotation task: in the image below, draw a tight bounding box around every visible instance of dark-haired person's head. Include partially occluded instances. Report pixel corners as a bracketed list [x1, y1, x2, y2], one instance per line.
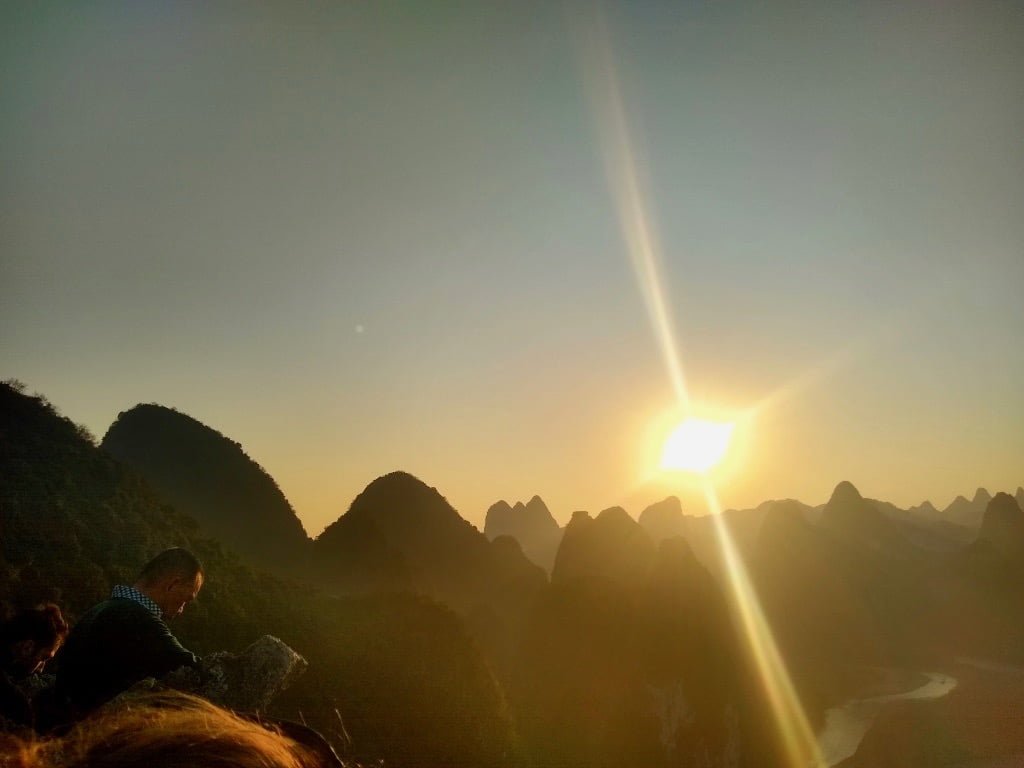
[134, 548, 204, 620]
[0, 604, 69, 677]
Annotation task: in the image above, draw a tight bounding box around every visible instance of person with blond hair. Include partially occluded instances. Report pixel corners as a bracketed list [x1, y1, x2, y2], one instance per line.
[0, 690, 335, 768]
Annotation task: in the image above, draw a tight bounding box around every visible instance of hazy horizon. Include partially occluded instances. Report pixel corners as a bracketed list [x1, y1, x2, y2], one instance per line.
[3, 2, 1022, 536]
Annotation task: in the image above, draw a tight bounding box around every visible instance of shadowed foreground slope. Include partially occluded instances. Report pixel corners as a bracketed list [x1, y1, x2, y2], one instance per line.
[0, 382, 513, 768]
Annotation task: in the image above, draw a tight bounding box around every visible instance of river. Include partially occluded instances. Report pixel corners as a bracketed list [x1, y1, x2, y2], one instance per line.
[816, 671, 958, 766]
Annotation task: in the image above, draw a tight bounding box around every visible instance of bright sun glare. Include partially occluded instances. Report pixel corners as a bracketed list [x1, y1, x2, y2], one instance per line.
[659, 418, 734, 473]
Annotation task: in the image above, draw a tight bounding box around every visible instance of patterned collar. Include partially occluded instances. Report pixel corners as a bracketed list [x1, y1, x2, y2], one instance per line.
[111, 584, 162, 619]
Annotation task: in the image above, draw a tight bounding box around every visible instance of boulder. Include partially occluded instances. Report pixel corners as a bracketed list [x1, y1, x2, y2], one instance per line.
[165, 634, 308, 712]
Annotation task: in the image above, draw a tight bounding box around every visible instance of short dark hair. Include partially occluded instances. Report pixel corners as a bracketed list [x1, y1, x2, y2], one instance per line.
[0, 603, 69, 651]
[137, 548, 204, 586]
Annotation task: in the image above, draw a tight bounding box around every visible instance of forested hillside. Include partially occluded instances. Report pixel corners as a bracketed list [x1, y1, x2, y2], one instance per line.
[102, 403, 311, 573]
[0, 381, 513, 768]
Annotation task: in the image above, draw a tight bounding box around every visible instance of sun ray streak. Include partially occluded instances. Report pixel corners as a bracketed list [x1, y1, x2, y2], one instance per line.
[581, 12, 688, 409]
[704, 481, 827, 767]
[578, 9, 827, 765]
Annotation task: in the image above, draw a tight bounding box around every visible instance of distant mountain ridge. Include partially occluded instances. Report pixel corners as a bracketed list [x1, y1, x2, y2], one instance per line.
[483, 495, 562, 573]
[820, 480, 910, 555]
[977, 492, 1024, 559]
[9, 377, 1024, 768]
[551, 507, 656, 592]
[518, 501, 762, 766]
[942, 487, 993, 529]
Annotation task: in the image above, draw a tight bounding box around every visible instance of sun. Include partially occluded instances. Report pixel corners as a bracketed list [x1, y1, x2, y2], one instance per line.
[659, 417, 735, 473]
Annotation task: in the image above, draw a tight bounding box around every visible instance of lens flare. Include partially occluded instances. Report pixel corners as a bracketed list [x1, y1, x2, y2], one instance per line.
[578, 10, 688, 409]
[660, 418, 734, 473]
[704, 482, 826, 767]
[578, 9, 827, 766]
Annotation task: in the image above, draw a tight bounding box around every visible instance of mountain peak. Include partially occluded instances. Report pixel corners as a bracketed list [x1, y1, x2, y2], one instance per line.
[977, 492, 1024, 558]
[488, 500, 513, 516]
[943, 490, 994, 529]
[364, 470, 433, 494]
[821, 481, 907, 552]
[829, 480, 863, 505]
[638, 496, 686, 544]
[567, 510, 591, 526]
[483, 494, 562, 573]
[101, 402, 310, 570]
[595, 506, 633, 526]
[341, 471, 461, 532]
[552, 507, 654, 590]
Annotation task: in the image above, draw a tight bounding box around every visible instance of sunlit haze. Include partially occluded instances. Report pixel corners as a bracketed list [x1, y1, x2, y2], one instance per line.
[2, 3, 1021, 537]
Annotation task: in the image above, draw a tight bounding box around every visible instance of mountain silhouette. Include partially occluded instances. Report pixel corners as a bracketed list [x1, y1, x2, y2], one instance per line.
[637, 496, 688, 544]
[908, 500, 939, 516]
[484, 495, 563, 573]
[12, 379, 1024, 767]
[1, 386, 202, 613]
[517, 519, 763, 767]
[943, 487, 992, 529]
[875, 499, 973, 551]
[750, 495, 940, 722]
[315, 471, 546, 618]
[1, 383, 517, 768]
[101, 404, 310, 572]
[977, 492, 1024, 559]
[819, 480, 908, 555]
[551, 507, 655, 593]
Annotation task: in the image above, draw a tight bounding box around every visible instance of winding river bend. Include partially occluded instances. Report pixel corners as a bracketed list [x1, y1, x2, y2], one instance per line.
[817, 671, 958, 766]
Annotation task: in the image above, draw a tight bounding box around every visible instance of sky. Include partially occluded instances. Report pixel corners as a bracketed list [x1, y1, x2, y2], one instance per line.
[2, 2, 1022, 536]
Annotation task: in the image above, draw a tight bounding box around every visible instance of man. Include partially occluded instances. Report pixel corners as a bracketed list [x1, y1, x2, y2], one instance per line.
[56, 548, 204, 715]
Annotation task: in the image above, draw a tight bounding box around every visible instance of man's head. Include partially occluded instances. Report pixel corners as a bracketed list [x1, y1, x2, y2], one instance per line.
[135, 548, 204, 620]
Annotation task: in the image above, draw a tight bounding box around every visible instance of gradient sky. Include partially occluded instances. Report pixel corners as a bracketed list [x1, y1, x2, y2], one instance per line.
[3, 2, 1021, 536]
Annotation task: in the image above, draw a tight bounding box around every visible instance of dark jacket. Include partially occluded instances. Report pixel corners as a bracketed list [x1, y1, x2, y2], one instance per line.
[55, 597, 198, 714]
[0, 668, 33, 731]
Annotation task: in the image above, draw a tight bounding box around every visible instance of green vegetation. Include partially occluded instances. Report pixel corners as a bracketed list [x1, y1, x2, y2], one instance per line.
[1, 382, 512, 768]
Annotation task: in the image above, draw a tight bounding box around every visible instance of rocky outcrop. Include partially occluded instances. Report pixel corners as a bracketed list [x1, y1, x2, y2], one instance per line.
[165, 635, 308, 712]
